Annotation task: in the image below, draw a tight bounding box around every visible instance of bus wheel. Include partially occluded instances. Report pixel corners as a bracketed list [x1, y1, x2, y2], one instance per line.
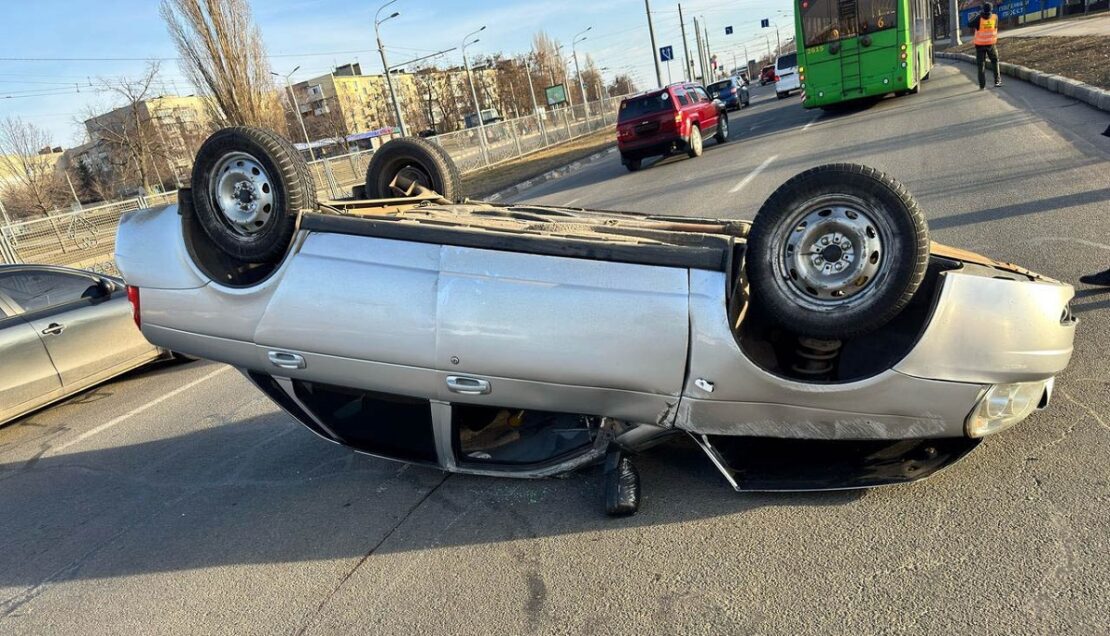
[746, 164, 929, 339]
[922, 71, 931, 81]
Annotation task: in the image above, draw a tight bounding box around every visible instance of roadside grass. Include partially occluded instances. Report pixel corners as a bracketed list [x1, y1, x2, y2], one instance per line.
[952, 36, 1110, 89]
[462, 128, 616, 198]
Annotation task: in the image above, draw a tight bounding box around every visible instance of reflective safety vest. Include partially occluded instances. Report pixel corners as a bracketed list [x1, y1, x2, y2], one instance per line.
[974, 14, 998, 46]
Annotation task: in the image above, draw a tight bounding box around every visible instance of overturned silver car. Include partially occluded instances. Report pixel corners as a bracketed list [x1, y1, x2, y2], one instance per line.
[115, 127, 1076, 515]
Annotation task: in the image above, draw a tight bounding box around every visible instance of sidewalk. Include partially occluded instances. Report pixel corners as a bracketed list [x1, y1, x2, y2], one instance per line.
[1000, 12, 1110, 38]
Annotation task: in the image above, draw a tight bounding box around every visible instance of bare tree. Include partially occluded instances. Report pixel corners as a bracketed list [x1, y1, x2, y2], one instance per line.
[85, 62, 166, 194]
[609, 74, 637, 97]
[161, 0, 287, 134]
[0, 117, 66, 219]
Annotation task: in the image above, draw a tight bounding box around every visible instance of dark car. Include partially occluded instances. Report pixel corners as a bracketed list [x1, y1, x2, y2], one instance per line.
[759, 64, 776, 85]
[707, 77, 750, 110]
[616, 83, 730, 171]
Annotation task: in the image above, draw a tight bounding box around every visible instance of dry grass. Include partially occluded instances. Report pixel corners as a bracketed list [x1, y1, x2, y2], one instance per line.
[953, 36, 1110, 89]
[462, 128, 616, 198]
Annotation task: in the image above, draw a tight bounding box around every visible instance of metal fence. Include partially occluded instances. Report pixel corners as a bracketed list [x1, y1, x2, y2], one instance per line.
[0, 93, 627, 273]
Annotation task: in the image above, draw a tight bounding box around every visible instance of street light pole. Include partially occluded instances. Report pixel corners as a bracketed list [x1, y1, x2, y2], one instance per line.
[678, 4, 692, 82]
[375, 1, 407, 137]
[271, 66, 316, 162]
[462, 26, 489, 165]
[950, 0, 963, 46]
[572, 27, 592, 119]
[524, 55, 548, 145]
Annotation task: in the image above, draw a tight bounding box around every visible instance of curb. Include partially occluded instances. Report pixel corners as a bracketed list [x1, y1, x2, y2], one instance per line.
[936, 51, 1110, 112]
[484, 146, 618, 202]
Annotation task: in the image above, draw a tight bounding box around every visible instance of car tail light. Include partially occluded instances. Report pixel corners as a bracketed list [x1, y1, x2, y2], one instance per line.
[775, 75, 781, 82]
[126, 285, 141, 329]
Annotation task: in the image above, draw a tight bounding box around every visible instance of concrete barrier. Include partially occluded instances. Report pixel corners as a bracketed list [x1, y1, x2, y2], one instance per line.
[936, 51, 1110, 113]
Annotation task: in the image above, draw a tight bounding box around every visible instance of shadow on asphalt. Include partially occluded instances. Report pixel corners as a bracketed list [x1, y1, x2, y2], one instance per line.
[930, 187, 1110, 230]
[0, 416, 863, 586]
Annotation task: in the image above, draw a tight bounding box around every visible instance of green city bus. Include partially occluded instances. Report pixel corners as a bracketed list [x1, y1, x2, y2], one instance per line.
[794, 0, 935, 109]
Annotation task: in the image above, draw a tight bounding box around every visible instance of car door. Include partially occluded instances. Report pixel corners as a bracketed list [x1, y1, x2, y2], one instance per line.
[0, 268, 155, 388]
[0, 292, 64, 423]
[693, 85, 717, 130]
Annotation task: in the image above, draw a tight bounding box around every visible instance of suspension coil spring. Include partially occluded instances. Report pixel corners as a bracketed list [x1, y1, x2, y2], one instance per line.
[791, 337, 843, 379]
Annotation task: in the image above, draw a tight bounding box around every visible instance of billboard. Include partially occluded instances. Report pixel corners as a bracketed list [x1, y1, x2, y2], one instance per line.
[545, 83, 568, 106]
[959, 0, 1061, 25]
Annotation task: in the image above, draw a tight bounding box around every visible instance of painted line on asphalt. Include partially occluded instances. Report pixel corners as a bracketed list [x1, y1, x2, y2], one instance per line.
[729, 155, 778, 194]
[50, 366, 231, 455]
[803, 113, 821, 130]
[564, 197, 581, 206]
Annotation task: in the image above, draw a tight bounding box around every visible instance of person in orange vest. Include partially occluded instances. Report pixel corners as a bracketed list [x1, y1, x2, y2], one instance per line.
[969, 3, 1002, 90]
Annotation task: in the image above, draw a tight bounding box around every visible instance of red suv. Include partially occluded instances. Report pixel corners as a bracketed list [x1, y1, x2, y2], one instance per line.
[616, 83, 729, 171]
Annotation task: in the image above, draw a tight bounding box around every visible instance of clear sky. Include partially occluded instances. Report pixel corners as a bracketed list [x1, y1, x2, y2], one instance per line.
[0, 0, 792, 146]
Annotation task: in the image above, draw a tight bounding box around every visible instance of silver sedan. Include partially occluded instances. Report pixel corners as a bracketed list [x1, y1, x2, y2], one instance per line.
[0, 264, 167, 426]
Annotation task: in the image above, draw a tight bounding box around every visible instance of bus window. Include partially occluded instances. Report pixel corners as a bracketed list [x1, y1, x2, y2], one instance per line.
[858, 0, 898, 34]
[801, 0, 853, 46]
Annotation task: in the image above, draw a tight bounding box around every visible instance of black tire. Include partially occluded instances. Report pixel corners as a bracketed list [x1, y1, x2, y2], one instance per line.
[686, 125, 704, 158]
[715, 114, 729, 144]
[746, 164, 929, 339]
[922, 71, 931, 81]
[190, 127, 315, 264]
[776, 92, 786, 100]
[624, 157, 642, 172]
[364, 137, 462, 201]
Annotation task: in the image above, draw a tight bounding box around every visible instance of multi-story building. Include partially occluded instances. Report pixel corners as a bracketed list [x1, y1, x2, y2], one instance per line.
[289, 63, 501, 138]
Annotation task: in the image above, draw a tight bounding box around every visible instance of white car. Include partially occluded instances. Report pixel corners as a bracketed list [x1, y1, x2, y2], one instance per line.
[775, 52, 800, 100]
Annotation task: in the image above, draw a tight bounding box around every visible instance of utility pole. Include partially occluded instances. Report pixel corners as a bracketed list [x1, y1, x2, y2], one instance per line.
[572, 28, 592, 118]
[950, 0, 963, 45]
[692, 16, 701, 81]
[462, 27, 489, 165]
[678, 4, 692, 82]
[644, 0, 664, 88]
[703, 20, 713, 81]
[272, 67, 316, 162]
[375, 1, 407, 137]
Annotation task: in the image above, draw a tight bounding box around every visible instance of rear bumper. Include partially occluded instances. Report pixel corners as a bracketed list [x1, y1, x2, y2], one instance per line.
[619, 136, 688, 160]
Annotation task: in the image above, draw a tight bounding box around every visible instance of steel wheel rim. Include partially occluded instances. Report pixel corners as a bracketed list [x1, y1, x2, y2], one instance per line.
[209, 151, 275, 237]
[691, 128, 702, 153]
[770, 194, 891, 310]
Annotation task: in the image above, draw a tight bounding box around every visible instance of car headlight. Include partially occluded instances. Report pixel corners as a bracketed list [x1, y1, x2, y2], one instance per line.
[965, 379, 1051, 438]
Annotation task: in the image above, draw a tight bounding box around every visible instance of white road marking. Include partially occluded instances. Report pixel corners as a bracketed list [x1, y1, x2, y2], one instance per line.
[803, 113, 821, 130]
[729, 155, 778, 194]
[564, 197, 581, 206]
[50, 366, 231, 455]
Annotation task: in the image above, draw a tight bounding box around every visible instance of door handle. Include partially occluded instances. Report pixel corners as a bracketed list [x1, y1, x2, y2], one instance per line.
[267, 351, 306, 370]
[446, 375, 491, 395]
[41, 323, 65, 336]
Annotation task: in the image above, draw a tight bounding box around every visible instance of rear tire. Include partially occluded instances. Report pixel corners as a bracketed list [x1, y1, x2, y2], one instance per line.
[364, 137, 463, 201]
[624, 157, 642, 172]
[686, 126, 703, 158]
[777, 92, 786, 100]
[746, 164, 929, 339]
[190, 127, 315, 264]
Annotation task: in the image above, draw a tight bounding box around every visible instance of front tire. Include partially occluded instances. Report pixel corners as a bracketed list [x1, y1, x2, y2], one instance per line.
[190, 127, 315, 264]
[714, 114, 729, 144]
[686, 126, 703, 158]
[746, 164, 929, 339]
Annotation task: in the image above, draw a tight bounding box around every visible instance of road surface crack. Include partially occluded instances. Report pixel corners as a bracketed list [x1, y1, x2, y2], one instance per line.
[292, 472, 451, 636]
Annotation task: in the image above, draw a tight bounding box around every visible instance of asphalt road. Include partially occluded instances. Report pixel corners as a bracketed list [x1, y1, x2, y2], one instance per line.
[2, 63, 1108, 635]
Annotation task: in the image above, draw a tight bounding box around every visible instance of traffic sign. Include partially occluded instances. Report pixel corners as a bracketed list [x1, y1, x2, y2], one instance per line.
[725, 26, 733, 35]
[659, 45, 674, 62]
[761, 18, 770, 28]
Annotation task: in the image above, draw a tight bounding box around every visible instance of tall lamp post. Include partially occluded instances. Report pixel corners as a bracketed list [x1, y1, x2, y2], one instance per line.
[375, 1, 407, 137]
[271, 65, 316, 162]
[571, 27, 592, 118]
[462, 26, 489, 165]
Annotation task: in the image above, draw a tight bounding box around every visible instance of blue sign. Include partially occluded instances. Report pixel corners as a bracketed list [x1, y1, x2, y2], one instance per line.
[760, 18, 770, 28]
[725, 26, 733, 35]
[660, 45, 674, 62]
[961, 0, 1061, 25]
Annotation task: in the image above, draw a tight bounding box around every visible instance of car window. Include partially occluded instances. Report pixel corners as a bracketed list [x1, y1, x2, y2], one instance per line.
[618, 92, 675, 122]
[674, 88, 691, 106]
[0, 271, 103, 314]
[707, 80, 732, 95]
[777, 53, 798, 70]
[693, 87, 710, 102]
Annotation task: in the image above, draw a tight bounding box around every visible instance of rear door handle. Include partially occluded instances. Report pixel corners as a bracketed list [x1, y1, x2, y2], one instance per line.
[268, 351, 306, 370]
[41, 323, 65, 336]
[446, 375, 491, 395]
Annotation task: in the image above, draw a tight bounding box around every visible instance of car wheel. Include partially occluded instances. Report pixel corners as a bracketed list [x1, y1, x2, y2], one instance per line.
[190, 126, 315, 264]
[624, 158, 642, 171]
[746, 164, 929, 339]
[364, 137, 463, 202]
[776, 92, 786, 100]
[714, 114, 729, 144]
[686, 125, 703, 158]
